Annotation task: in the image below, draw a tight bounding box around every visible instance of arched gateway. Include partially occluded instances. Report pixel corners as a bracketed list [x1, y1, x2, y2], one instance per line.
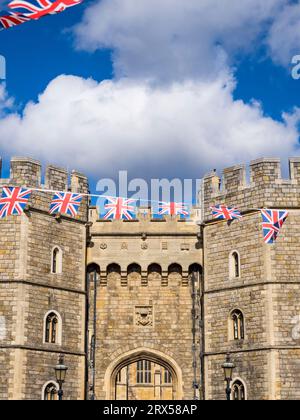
[104, 348, 183, 400]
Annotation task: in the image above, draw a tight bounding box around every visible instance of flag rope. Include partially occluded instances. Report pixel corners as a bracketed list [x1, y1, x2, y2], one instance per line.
[13, 186, 196, 207]
[0, 185, 293, 210]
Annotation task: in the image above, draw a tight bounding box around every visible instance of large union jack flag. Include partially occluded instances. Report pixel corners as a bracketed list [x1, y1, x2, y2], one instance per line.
[49, 192, 83, 217]
[261, 209, 288, 244]
[211, 205, 242, 221]
[156, 202, 190, 218]
[102, 197, 137, 220]
[0, 186, 31, 218]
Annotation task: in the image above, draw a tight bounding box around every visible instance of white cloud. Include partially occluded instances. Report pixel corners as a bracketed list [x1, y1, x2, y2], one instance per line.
[267, 2, 300, 66]
[74, 0, 289, 82]
[0, 83, 14, 117]
[0, 1, 299, 181]
[0, 75, 298, 179]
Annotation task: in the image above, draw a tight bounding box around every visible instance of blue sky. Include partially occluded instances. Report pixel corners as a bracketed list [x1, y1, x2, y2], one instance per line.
[1, 3, 113, 105]
[234, 56, 299, 121]
[0, 0, 300, 193]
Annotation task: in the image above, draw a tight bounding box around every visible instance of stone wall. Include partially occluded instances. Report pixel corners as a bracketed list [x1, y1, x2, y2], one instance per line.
[205, 351, 270, 400]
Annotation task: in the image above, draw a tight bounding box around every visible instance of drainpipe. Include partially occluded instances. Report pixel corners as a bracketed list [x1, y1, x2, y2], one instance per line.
[191, 271, 198, 399]
[84, 267, 90, 400]
[200, 222, 206, 400]
[84, 221, 93, 401]
[90, 268, 97, 400]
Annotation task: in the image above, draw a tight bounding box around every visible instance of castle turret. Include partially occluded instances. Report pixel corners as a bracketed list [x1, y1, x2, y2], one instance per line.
[0, 157, 88, 400]
[204, 157, 300, 400]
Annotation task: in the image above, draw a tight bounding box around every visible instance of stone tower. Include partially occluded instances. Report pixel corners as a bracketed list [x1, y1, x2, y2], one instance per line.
[0, 157, 89, 400]
[203, 158, 300, 400]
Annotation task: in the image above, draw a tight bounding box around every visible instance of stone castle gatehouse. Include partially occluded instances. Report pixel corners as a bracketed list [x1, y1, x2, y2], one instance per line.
[1, 156, 300, 400]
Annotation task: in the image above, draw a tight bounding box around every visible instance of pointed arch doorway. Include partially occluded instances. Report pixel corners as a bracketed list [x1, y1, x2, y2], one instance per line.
[104, 348, 183, 400]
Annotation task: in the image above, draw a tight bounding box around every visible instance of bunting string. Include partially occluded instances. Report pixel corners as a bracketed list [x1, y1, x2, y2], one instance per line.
[0, 185, 290, 244]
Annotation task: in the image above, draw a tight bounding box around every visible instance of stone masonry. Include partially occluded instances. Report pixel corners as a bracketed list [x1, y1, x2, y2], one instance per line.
[1, 156, 300, 399]
[0, 157, 88, 400]
[86, 207, 202, 400]
[203, 158, 300, 400]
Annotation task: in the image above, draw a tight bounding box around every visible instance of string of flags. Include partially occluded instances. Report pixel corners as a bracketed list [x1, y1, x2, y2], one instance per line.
[0, 0, 82, 31]
[0, 186, 191, 220]
[0, 185, 290, 245]
[211, 205, 289, 244]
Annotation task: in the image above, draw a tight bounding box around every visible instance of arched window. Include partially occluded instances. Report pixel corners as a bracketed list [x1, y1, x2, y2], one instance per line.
[44, 311, 62, 345]
[51, 247, 62, 274]
[229, 251, 240, 279]
[43, 382, 58, 400]
[231, 310, 245, 341]
[232, 380, 246, 401]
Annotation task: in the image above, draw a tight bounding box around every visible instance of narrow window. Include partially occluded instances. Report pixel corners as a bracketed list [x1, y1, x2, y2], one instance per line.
[145, 360, 151, 384]
[116, 370, 122, 383]
[230, 252, 240, 278]
[233, 252, 240, 278]
[45, 313, 59, 344]
[232, 380, 246, 400]
[136, 360, 152, 384]
[231, 310, 245, 341]
[44, 383, 58, 400]
[51, 247, 62, 274]
[52, 248, 58, 273]
[164, 369, 172, 384]
[137, 360, 143, 384]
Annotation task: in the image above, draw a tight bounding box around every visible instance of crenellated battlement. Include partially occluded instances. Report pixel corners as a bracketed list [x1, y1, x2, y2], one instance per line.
[0, 156, 89, 194]
[0, 157, 89, 221]
[89, 206, 201, 230]
[10, 157, 42, 188]
[203, 157, 300, 221]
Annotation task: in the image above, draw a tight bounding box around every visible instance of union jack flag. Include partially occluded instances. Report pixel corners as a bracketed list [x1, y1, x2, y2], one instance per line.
[8, 0, 82, 19]
[211, 205, 242, 221]
[0, 186, 31, 218]
[156, 202, 190, 218]
[261, 209, 288, 244]
[0, 0, 82, 30]
[102, 197, 137, 220]
[0, 11, 30, 30]
[49, 192, 83, 217]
